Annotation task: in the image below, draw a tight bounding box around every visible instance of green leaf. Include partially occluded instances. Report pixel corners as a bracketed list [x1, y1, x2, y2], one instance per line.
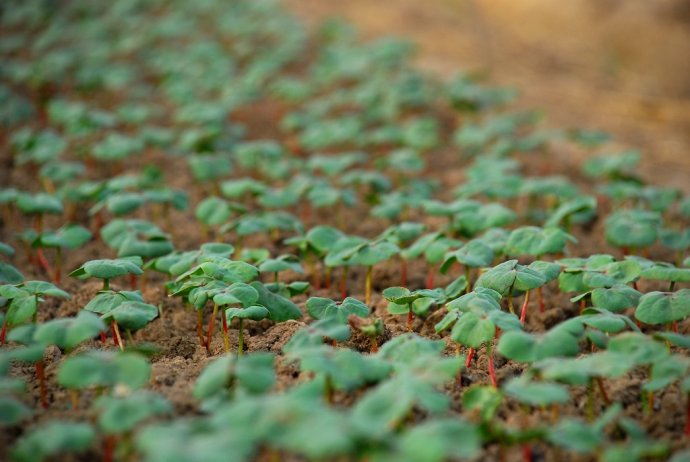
[16, 192, 63, 215]
[11, 421, 94, 462]
[0, 262, 24, 284]
[193, 353, 275, 400]
[462, 385, 503, 422]
[33, 225, 92, 249]
[84, 290, 144, 315]
[503, 375, 570, 406]
[58, 351, 150, 390]
[34, 311, 106, 350]
[635, 290, 690, 325]
[102, 301, 158, 331]
[475, 259, 546, 294]
[70, 258, 143, 281]
[250, 282, 302, 322]
[451, 312, 495, 348]
[391, 418, 481, 462]
[93, 391, 171, 434]
[590, 285, 641, 312]
[497, 322, 582, 363]
[642, 355, 690, 392]
[306, 297, 369, 323]
[195, 196, 232, 226]
[226, 305, 269, 322]
[641, 263, 690, 283]
[212, 282, 259, 307]
[605, 209, 660, 249]
[505, 226, 575, 257]
[0, 396, 32, 427]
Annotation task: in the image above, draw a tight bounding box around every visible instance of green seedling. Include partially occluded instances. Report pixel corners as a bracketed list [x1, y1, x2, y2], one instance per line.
[8, 311, 105, 408]
[258, 254, 303, 284]
[582, 150, 640, 182]
[285, 343, 391, 403]
[378, 222, 426, 286]
[58, 350, 151, 409]
[605, 209, 661, 255]
[441, 239, 494, 291]
[402, 232, 461, 289]
[11, 421, 95, 462]
[0, 281, 69, 345]
[93, 390, 172, 461]
[384, 286, 441, 332]
[0, 242, 24, 284]
[307, 296, 369, 324]
[193, 353, 275, 407]
[29, 224, 91, 283]
[70, 257, 143, 290]
[285, 225, 344, 289]
[348, 315, 385, 352]
[475, 259, 546, 317]
[436, 288, 521, 386]
[451, 202, 517, 238]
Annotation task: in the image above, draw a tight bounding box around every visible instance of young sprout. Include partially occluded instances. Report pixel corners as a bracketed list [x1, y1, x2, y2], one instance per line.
[441, 239, 494, 292]
[378, 222, 426, 286]
[11, 421, 95, 462]
[402, 232, 461, 289]
[435, 288, 521, 386]
[0, 281, 70, 345]
[384, 287, 439, 333]
[70, 257, 143, 290]
[30, 224, 92, 283]
[258, 254, 303, 284]
[348, 315, 384, 352]
[58, 350, 151, 410]
[284, 225, 344, 289]
[475, 260, 546, 316]
[7, 311, 105, 408]
[0, 241, 24, 284]
[604, 209, 661, 256]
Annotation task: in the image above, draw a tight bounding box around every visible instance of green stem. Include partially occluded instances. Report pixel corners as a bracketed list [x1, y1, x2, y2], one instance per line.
[365, 266, 373, 306]
[103, 279, 110, 291]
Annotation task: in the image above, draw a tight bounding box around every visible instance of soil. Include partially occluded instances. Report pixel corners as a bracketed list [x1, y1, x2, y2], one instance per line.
[2, 2, 690, 461]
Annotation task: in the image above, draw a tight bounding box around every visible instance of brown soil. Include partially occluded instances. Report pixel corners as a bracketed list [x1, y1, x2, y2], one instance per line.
[2, 2, 690, 461]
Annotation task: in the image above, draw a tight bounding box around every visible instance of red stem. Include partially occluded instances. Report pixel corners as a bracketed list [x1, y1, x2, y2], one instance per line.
[426, 266, 434, 289]
[673, 321, 679, 334]
[111, 323, 120, 347]
[0, 318, 7, 345]
[206, 309, 216, 351]
[579, 299, 586, 315]
[129, 274, 137, 290]
[99, 331, 107, 345]
[407, 305, 414, 332]
[596, 377, 611, 405]
[465, 348, 475, 368]
[685, 396, 690, 436]
[522, 444, 533, 462]
[35, 361, 47, 409]
[537, 286, 545, 313]
[103, 435, 115, 462]
[222, 310, 228, 335]
[519, 290, 531, 324]
[35, 248, 52, 276]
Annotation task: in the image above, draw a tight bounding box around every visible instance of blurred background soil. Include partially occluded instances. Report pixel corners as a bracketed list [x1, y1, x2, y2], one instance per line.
[286, 0, 690, 191]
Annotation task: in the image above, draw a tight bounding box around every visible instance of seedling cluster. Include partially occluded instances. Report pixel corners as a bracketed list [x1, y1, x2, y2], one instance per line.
[1, 1, 690, 461]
